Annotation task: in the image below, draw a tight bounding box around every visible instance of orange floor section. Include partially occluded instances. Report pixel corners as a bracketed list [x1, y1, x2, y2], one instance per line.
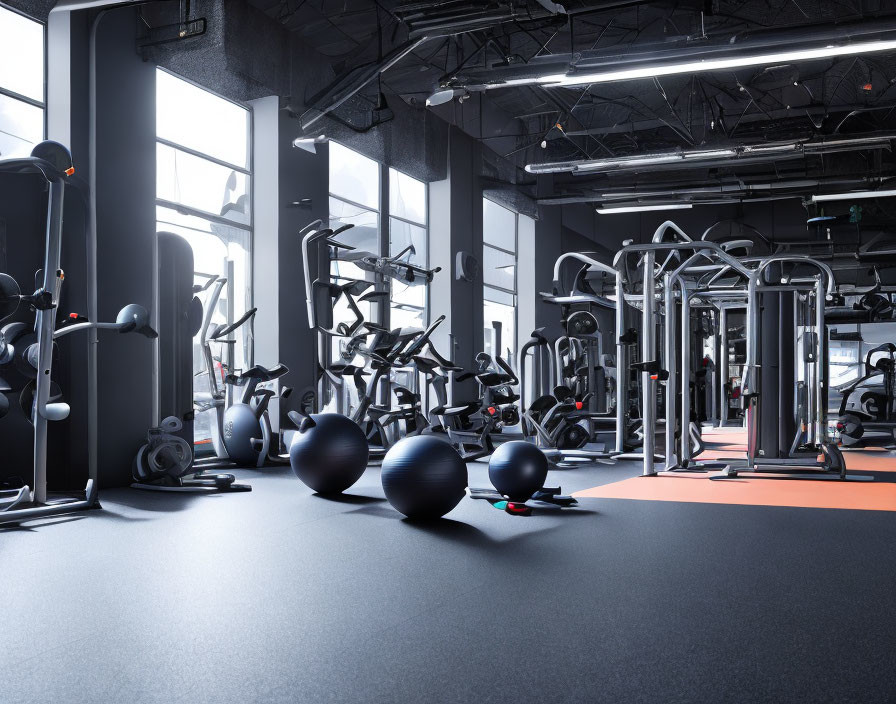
[575, 450, 896, 512]
[701, 430, 749, 445]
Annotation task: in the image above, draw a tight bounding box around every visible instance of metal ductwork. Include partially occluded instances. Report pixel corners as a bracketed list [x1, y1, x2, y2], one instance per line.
[299, 38, 429, 133]
[298, 0, 571, 133]
[394, 0, 565, 40]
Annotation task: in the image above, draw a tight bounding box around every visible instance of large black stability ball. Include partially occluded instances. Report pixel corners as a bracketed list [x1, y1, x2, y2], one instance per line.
[222, 404, 263, 466]
[381, 436, 467, 520]
[489, 441, 548, 502]
[289, 413, 369, 494]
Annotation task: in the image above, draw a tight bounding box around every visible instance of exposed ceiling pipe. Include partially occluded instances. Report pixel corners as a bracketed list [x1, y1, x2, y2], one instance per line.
[525, 133, 896, 174]
[431, 16, 896, 97]
[395, 0, 564, 39]
[537, 176, 896, 204]
[560, 104, 880, 138]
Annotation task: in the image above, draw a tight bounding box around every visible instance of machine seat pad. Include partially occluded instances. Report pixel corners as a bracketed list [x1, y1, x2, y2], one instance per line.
[529, 395, 558, 413]
[492, 391, 520, 405]
[431, 401, 480, 418]
[235, 363, 289, 382]
[477, 372, 516, 386]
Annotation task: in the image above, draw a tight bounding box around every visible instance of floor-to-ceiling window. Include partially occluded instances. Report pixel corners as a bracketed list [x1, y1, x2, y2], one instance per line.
[483, 198, 519, 367]
[388, 167, 428, 330]
[327, 144, 431, 336]
[0, 5, 44, 159]
[328, 141, 381, 341]
[325, 144, 431, 417]
[155, 68, 252, 449]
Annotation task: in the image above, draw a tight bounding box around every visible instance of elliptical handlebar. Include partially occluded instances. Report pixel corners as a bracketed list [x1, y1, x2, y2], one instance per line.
[494, 355, 520, 386]
[395, 314, 446, 365]
[211, 307, 257, 340]
[297, 219, 324, 237]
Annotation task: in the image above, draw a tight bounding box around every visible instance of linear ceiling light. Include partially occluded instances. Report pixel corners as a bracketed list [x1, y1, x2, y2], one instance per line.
[596, 203, 693, 215]
[428, 26, 896, 106]
[533, 39, 896, 88]
[811, 189, 896, 202]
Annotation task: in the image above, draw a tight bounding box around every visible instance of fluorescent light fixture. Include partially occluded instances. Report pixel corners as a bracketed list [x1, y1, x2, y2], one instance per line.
[811, 189, 896, 202]
[534, 39, 896, 88]
[442, 36, 896, 98]
[526, 134, 896, 175]
[597, 203, 693, 215]
[572, 148, 739, 174]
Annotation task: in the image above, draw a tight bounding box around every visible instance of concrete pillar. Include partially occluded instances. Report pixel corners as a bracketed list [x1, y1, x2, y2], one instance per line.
[275, 107, 327, 420]
[428, 126, 484, 399]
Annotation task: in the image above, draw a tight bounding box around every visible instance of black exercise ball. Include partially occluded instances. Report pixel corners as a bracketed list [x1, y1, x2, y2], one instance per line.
[222, 403, 263, 466]
[289, 413, 369, 494]
[489, 441, 548, 502]
[381, 436, 467, 520]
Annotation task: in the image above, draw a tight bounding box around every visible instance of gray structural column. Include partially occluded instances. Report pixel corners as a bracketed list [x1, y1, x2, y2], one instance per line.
[428, 126, 484, 400]
[93, 8, 157, 487]
[533, 176, 564, 331]
[517, 177, 563, 403]
[46, 8, 90, 488]
[517, 213, 536, 358]
[275, 106, 327, 418]
[249, 96, 282, 430]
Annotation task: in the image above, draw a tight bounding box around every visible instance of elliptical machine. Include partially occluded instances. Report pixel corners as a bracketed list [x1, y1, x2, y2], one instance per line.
[837, 342, 896, 448]
[193, 275, 292, 468]
[417, 348, 521, 461]
[518, 313, 618, 466]
[339, 315, 446, 459]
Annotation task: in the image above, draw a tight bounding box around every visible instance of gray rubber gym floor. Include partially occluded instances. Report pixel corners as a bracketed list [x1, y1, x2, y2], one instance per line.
[2, 458, 895, 703]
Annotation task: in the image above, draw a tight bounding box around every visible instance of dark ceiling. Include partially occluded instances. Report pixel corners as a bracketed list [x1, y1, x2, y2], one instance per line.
[246, 0, 896, 210]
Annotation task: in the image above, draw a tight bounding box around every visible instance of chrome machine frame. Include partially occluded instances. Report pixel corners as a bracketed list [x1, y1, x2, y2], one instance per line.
[613, 221, 864, 482]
